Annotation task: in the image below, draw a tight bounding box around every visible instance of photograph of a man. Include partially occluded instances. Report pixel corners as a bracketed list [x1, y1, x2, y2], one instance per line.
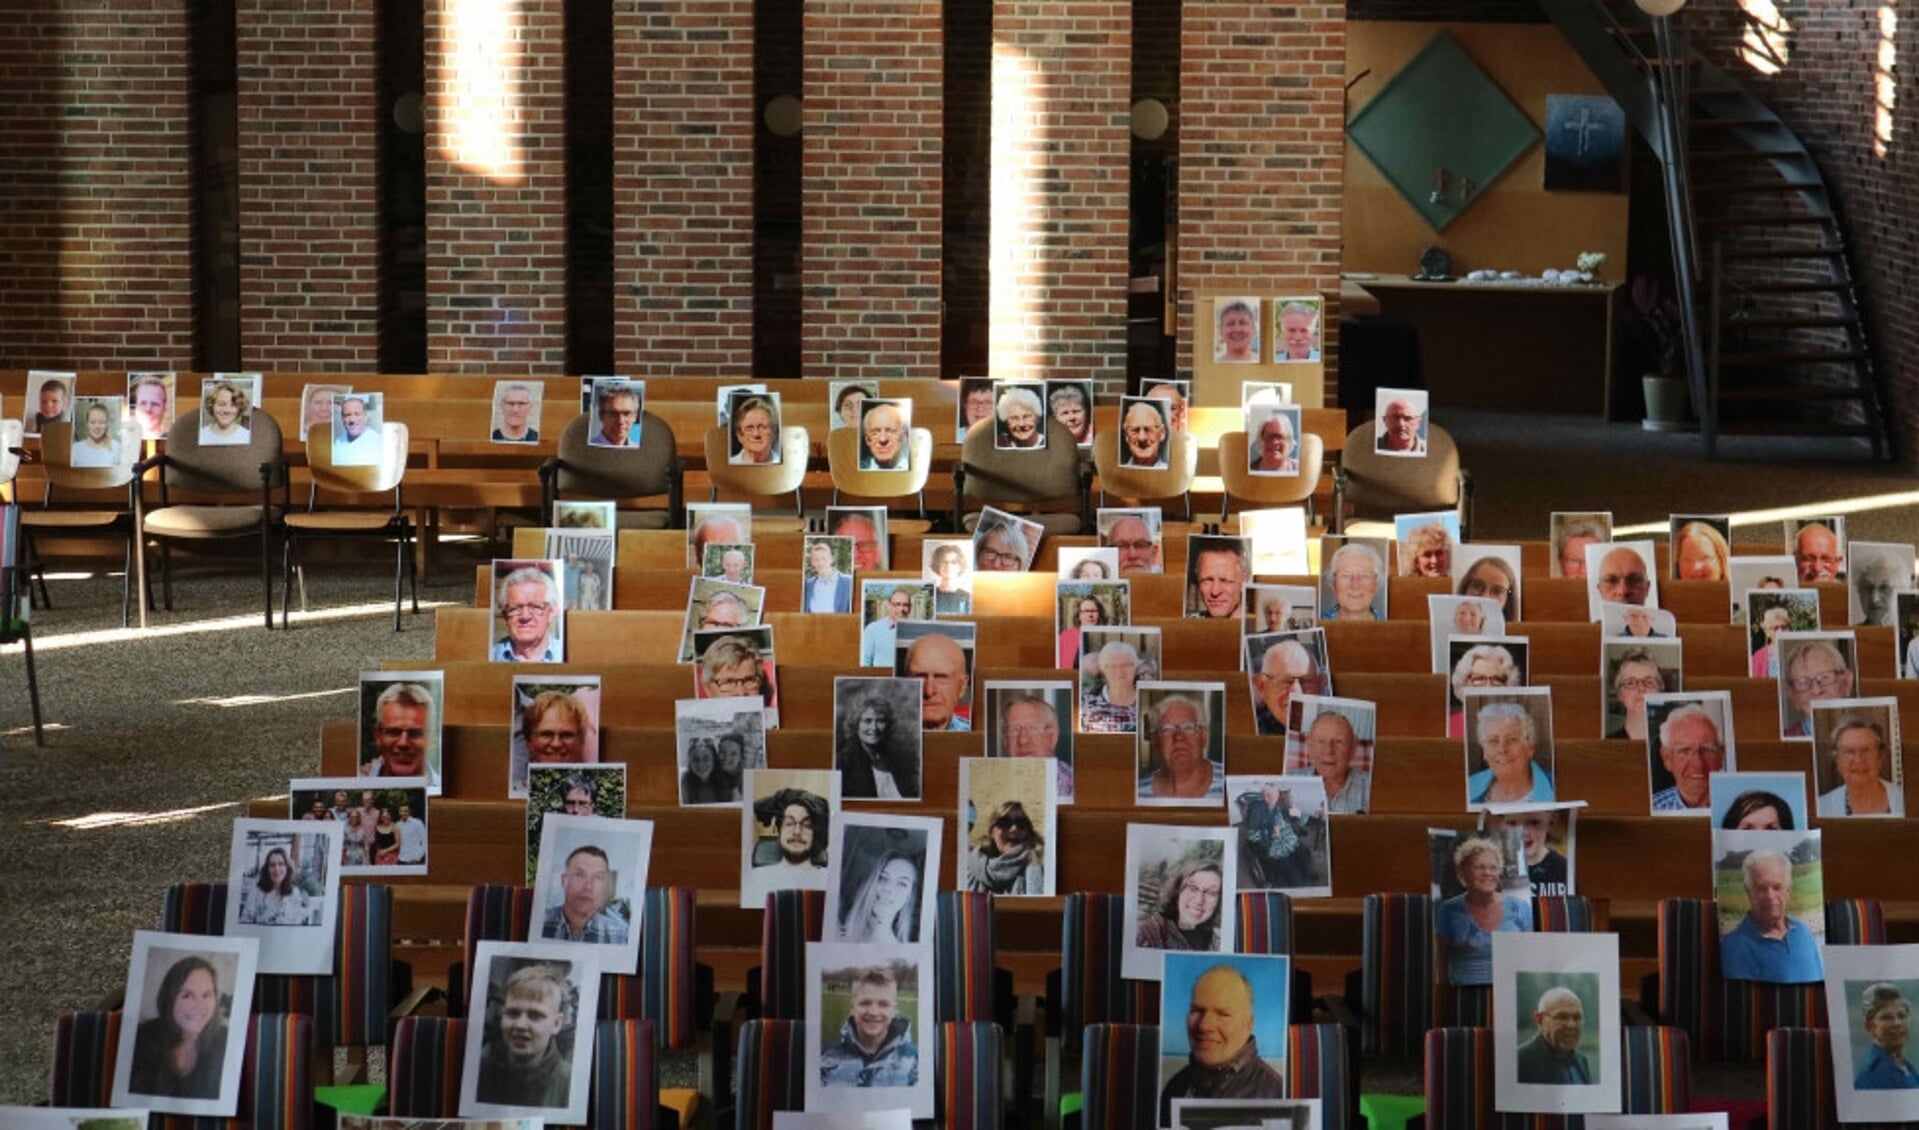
[803, 536, 856, 614]
[1274, 299, 1322, 363]
[1517, 985, 1594, 1084]
[1119, 396, 1171, 470]
[1584, 541, 1658, 617]
[129, 373, 175, 440]
[1286, 699, 1373, 815]
[540, 846, 627, 945]
[1777, 633, 1858, 739]
[1187, 536, 1252, 620]
[1375, 389, 1428, 456]
[491, 381, 541, 444]
[492, 562, 564, 663]
[588, 381, 643, 448]
[898, 627, 973, 732]
[858, 400, 911, 472]
[1100, 508, 1163, 575]
[1157, 954, 1289, 1125]
[1791, 517, 1847, 584]
[1716, 838, 1826, 983]
[752, 785, 830, 871]
[332, 393, 383, 467]
[1649, 701, 1727, 814]
[460, 944, 598, 1121]
[1493, 933, 1620, 1113]
[818, 964, 921, 1088]
[357, 676, 443, 791]
[987, 683, 1075, 802]
[1245, 632, 1329, 737]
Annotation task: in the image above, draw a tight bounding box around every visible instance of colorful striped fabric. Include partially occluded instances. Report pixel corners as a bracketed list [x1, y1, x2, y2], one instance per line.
[935, 1020, 1003, 1129]
[1621, 1025, 1690, 1114]
[1658, 897, 1827, 1062]
[1236, 890, 1296, 956]
[49, 1010, 121, 1108]
[1766, 1027, 1838, 1128]
[1285, 1022, 1353, 1130]
[1825, 897, 1888, 945]
[1361, 892, 1433, 1058]
[237, 1013, 312, 1130]
[1421, 1026, 1493, 1128]
[1058, 892, 1159, 1060]
[590, 1018, 660, 1130]
[1080, 1023, 1160, 1130]
[1533, 895, 1595, 934]
[934, 891, 998, 1025]
[457, 884, 536, 1016]
[733, 1018, 805, 1130]
[387, 1015, 467, 1117]
[759, 889, 824, 1021]
[159, 881, 228, 935]
[600, 887, 700, 1050]
[1441, 984, 1492, 1029]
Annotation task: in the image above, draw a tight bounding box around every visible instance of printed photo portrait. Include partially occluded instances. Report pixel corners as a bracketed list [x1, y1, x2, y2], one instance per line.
[508, 677, 601, 799]
[1452, 544, 1522, 623]
[357, 671, 444, 793]
[703, 541, 756, 585]
[1431, 827, 1533, 986]
[491, 559, 566, 664]
[554, 499, 614, 530]
[1374, 388, 1428, 457]
[1244, 585, 1318, 649]
[1058, 548, 1118, 584]
[1158, 952, 1291, 1125]
[525, 765, 627, 885]
[859, 581, 934, 667]
[1239, 507, 1312, 577]
[983, 680, 1076, 803]
[530, 813, 652, 975]
[1428, 596, 1505, 674]
[1788, 516, 1848, 584]
[1603, 638, 1682, 742]
[1848, 541, 1914, 627]
[1712, 828, 1825, 983]
[1709, 770, 1808, 833]
[1587, 1118, 1728, 1130]
[1601, 600, 1676, 640]
[1123, 824, 1237, 979]
[1184, 535, 1253, 621]
[1728, 555, 1795, 626]
[1136, 681, 1229, 807]
[959, 755, 1056, 897]
[546, 528, 614, 612]
[1170, 1099, 1321, 1130]
[1463, 687, 1556, 808]
[0, 1108, 152, 1130]
[993, 381, 1048, 450]
[1899, 592, 1919, 677]
[457, 941, 599, 1122]
[1241, 380, 1293, 408]
[299, 382, 350, 437]
[678, 576, 766, 663]
[1809, 698, 1905, 817]
[1119, 395, 1173, 470]
[1583, 540, 1659, 620]
[1481, 803, 1578, 898]
[831, 380, 881, 430]
[856, 398, 913, 472]
[834, 676, 925, 800]
[587, 378, 645, 449]
[1228, 774, 1332, 896]
[1045, 379, 1095, 447]
[740, 767, 841, 909]
[1669, 515, 1731, 582]
[694, 624, 781, 727]
[1548, 512, 1612, 580]
[1446, 637, 1529, 739]
[922, 539, 975, 616]
[827, 812, 942, 945]
[490, 380, 543, 444]
[26, 369, 76, 435]
[1145, 378, 1191, 433]
[1776, 631, 1860, 740]
[1273, 296, 1323, 364]
[127, 371, 176, 441]
[894, 620, 975, 733]
[1214, 297, 1262, 364]
[330, 392, 384, 467]
[1080, 625, 1162, 735]
[1280, 693, 1373, 815]
[804, 943, 933, 1119]
[1319, 536, 1390, 622]
[802, 535, 857, 613]
[830, 500, 892, 565]
[955, 376, 996, 443]
[111, 930, 259, 1117]
[198, 374, 260, 447]
[972, 506, 1042, 574]
[1492, 931, 1621, 1113]
[675, 694, 766, 806]
[1398, 510, 1460, 578]
[1645, 691, 1736, 816]
[69, 396, 132, 470]
[288, 777, 430, 876]
[223, 818, 341, 975]
[716, 382, 766, 430]
[1823, 944, 1919, 1119]
[728, 390, 782, 465]
[1099, 506, 1164, 575]
[687, 502, 752, 569]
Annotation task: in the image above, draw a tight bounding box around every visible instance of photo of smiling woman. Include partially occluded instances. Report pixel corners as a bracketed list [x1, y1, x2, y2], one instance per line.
[830, 817, 939, 945]
[1213, 297, 1261, 363]
[198, 376, 257, 446]
[1122, 824, 1238, 978]
[114, 931, 257, 1116]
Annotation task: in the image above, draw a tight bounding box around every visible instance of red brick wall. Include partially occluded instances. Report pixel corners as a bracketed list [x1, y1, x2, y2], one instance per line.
[1687, 0, 1919, 458]
[614, 0, 755, 374]
[801, 0, 944, 381]
[1176, 0, 1346, 394]
[0, 0, 195, 369]
[237, 0, 380, 372]
[424, 0, 567, 373]
[989, 0, 1132, 388]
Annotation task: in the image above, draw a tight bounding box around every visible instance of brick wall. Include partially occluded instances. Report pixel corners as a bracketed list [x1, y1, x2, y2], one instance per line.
[989, 0, 1132, 388]
[424, 0, 567, 373]
[614, 0, 755, 375]
[801, 0, 944, 381]
[1176, 0, 1346, 394]
[237, 0, 380, 372]
[0, 0, 195, 369]
[1687, 0, 1919, 456]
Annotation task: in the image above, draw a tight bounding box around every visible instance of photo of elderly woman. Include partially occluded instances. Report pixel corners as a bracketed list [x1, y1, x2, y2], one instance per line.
[1214, 297, 1261, 364]
[829, 815, 940, 945]
[728, 391, 782, 465]
[1431, 828, 1533, 987]
[1123, 825, 1237, 979]
[113, 932, 258, 1116]
[994, 382, 1048, 450]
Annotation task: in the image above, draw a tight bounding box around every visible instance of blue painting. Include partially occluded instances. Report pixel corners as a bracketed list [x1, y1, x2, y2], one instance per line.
[1544, 94, 1628, 192]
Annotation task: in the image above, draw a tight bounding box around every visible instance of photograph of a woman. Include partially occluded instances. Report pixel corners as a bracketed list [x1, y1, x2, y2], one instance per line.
[198, 377, 255, 446]
[834, 678, 924, 801]
[963, 800, 1045, 896]
[1434, 834, 1532, 986]
[114, 931, 256, 1115]
[70, 397, 126, 469]
[1122, 825, 1237, 978]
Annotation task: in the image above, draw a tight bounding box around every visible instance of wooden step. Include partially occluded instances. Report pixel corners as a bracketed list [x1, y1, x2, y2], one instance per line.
[1690, 145, 1811, 160]
[1718, 347, 1868, 367]
[1716, 380, 1872, 400]
[1725, 314, 1859, 331]
[1713, 417, 1879, 438]
[1697, 213, 1831, 227]
[1733, 280, 1850, 295]
[1717, 247, 1843, 262]
[1691, 179, 1825, 194]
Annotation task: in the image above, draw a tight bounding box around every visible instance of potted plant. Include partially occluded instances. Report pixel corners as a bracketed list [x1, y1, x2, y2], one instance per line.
[1625, 273, 1689, 431]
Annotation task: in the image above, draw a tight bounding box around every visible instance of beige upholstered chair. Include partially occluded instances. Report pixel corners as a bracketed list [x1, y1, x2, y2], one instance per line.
[281, 421, 418, 630]
[1090, 429, 1198, 520]
[702, 424, 810, 517]
[1217, 429, 1326, 524]
[1333, 420, 1471, 539]
[825, 424, 935, 524]
[19, 418, 144, 626]
[134, 409, 286, 628]
[540, 413, 681, 529]
[953, 418, 1090, 536]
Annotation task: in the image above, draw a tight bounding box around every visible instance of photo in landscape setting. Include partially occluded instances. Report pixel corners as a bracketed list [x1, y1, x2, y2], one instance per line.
[958, 756, 1057, 897]
[675, 694, 766, 806]
[287, 776, 431, 876]
[1122, 823, 1237, 980]
[803, 941, 934, 1119]
[1228, 774, 1332, 897]
[1712, 827, 1826, 984]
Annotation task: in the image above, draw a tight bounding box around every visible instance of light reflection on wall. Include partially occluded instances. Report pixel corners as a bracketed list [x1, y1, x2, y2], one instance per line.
[989, 44, 1039, 381]
[1737, 0, 1792, 75]
[1876, 3, 1898, 157]
[446, 0, 524, 183]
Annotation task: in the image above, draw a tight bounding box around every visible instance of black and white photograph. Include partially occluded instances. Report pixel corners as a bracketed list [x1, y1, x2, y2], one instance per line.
[1492, 931, 1621, 1113]
[1136, 681, 1229, 807]
[287, 777, 430, 876]
[1228, 774, 1332, 897]
[675, 695, 766, 806]
[222, 817, 341, 975]
[834, 677, 925, 800]
[1122, 823, 1237, 979]
[958, 756, 1056, 897]
[490, 559, 566, 664]
[826, 812, 942, 945]
[982, 680, 1076, 803]
[804, 942, 933, 1119]
[529, 813, 652, 975]
[524, 765, 627, 886]
[507, 676, 601, 799]
[740, 768, 841, 909]
[111, 931, 258, 1117]
[357, 671, 444, 794]
[1848, 541, 1914, 626]
[457, 941, 599, 1122]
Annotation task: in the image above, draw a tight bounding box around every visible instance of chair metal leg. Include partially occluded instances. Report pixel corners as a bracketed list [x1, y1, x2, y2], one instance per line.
[262, 522, 275, 629]
[392, 526, 405, 632]
[22, 532, 50, 610]
[791, 487, 803, 517]
[160, 541, 175, 611]
[20, 626, 44, 747]
[119, 534, 133, 629]
[407, 521, 421, 613]
[280, 533, 296, 629]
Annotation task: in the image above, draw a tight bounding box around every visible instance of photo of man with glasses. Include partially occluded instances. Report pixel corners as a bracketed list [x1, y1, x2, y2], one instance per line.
[1777, 633, 1858, 739]
[492, 562, 565, 663]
